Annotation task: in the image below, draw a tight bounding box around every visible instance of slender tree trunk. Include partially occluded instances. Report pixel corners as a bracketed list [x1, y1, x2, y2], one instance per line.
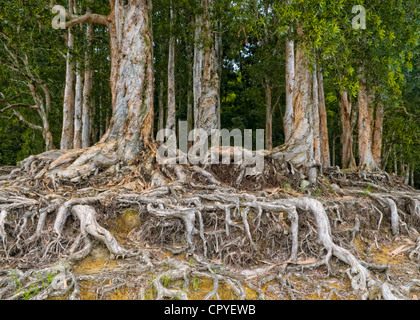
[73, 61, 84, 149]
[193, 14, 203, 128]
[410, 165, 415, 187]
[166, 3, 176, 132]
[393, 146, 398, 175]
[82, 16, 93, 149]
[61, 0, 76, 150]
[215, 20, 223, 130]
[404, 164, 410, 185]
[158, 77, 165, 133]
[265, 80, 273, 151]
[372, 104, 384, 167]
[284, 37, 295, 143]
[187, 89, 193, 135]
[341, 90, 356, 169]
[358, 77, 375, 170]
[317, 70, 330, 167]
[90, 99, 97, 145]
[312, 70, 321, 163]
[109, 1, 120, 113]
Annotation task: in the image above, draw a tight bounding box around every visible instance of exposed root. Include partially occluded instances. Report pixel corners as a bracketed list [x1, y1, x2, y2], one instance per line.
[0, 149, 419, 300]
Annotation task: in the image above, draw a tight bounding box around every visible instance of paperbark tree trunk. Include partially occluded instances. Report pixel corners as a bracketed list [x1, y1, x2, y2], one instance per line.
[265, 80, 273, 151]
[341, 90, 356, 169]
[82, 16, 93, 149]
[158, 77, 165, 133]
[284, 38, 295, 143]
[61, 0, 76, 150]
[195, 0, 220, 133]
[358, 78, 375, 171]
[275, 40, 314, 170]
[166, 4, 176, 133]
[73, 60, 84, 149]
[99, 0, 154, 162]
[312, 70, 321, 164]
[193, 14, 203, 128]
[317, 70, 330, 167]
[215, 20, 223, 130]
[372, 104, 384, 167]
[410, 165, 415, 187]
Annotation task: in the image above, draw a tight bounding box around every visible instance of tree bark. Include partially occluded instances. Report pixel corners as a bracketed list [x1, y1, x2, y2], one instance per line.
[158, 77, 165, 133]
[312, 70, 321, 163]
[275, 39, 314, 169]
[317, 70, 330, 167]
[215, 20, 223, 130]
[193, 13, 203, 128]
[99, 0, 154, 162]
[284, 38, 295, 143]
[195, 0, 219, 133]
[166, 3, 176, 133]
[73, 60, 84, 149]
[60, 0, 76, 150]
[358, 77, 375, 170]
[265, 80, 273, 151]
[82, 16, 93, 149]
[410, 165, 415, 187]
[341, 90, 356, 169]
[372, 104, 384, 167]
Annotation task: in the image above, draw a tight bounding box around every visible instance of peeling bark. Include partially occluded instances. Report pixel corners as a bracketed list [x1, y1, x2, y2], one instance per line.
[82, 17, 94, 149]
[265, 80, 273, 151]
[193, 14, 203, 128]
[358, 77, 375, 170]
[166, 4, 176, 133]
[100, 0, 155, 162]
[73, 61, 84, 149]
[284, 38, 295, 143]
[61, 0, 76, 151]
[372, 104, 384, 167]
[312, 70, 321, 164]
[341, 90, 356, 169]
[317, 70, 330, 167]
[274, 39, 314, 170]
[196, 0, 220, 133]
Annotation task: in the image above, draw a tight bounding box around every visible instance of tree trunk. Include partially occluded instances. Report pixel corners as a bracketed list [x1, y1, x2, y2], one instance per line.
[193, 14, 203, 128]
[372, 104, 384, 167]
[158, 77, 165, 133]
[275, 39, 314, 169]
[215, 20, 223, 130]
[358, 77, 375, 170]
[82, 17, 93, 149]
[284, 38, 295, 143]
[404, 164, 410, 185]
[100, 0, 154, 162]
[196, 0, 219, 133]
[410, 164, 415, 187]
[73, 60, 84, 149]
[317, 70, 330, 167]
[265, 81, 273, 151]
[341, 90, 356, 169]
[312, 70, 321, 164]
[60, 0, 76, 150]
[166, 4, 176, 132]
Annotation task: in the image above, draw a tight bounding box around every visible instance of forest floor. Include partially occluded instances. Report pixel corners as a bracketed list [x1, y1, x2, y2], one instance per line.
[0, 150, 419, 300]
